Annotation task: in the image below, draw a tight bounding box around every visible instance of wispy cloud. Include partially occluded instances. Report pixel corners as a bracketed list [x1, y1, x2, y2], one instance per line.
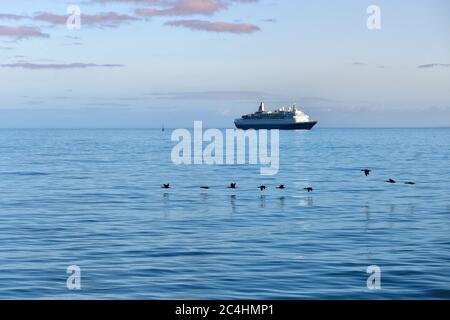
[0, 25, 49, 39]
[33, 12, 138, 28]
[64, 42, 83, 46]
[0, 13, 28, 20]
[417, 63, 450, 69]
[165, 19, 259, 33]
[1, 62, 124, 70]
[66, 35, 81, 40]
[151, 90, 271, 100]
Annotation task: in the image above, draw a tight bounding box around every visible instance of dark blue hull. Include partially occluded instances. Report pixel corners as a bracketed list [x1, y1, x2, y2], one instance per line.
[234, 121, 317, 130]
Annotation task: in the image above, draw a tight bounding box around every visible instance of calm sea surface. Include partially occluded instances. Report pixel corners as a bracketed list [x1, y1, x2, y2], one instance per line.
[0, 128, 449, 299]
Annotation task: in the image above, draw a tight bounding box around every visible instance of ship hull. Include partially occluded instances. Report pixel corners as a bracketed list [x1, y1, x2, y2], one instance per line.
[234, 121, 317, 130]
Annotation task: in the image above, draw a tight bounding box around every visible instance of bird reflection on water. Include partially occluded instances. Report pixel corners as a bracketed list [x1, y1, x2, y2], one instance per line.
[278, 196, 286, 209]
[260, 195, 266, 208]
[229, 195, 237, 214]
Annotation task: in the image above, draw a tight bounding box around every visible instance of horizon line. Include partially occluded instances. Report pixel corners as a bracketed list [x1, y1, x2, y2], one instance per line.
[1, 126, 449, 130]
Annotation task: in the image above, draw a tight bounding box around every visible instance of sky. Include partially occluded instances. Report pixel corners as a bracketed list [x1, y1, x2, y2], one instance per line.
[0, 0, 449, 128]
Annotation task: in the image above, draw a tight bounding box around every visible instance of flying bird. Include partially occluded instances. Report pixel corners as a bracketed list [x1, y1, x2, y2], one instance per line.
[258, 186, 267, 191]
[228, 183, 237, 189]
[385, 179, 396, 184]
[361, 169, 371, 176]
[162, 183, 170, 189]
[304, 187, 314, 192]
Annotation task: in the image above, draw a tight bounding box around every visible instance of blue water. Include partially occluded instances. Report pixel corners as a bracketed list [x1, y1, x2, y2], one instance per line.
[0, 128, 449, 299]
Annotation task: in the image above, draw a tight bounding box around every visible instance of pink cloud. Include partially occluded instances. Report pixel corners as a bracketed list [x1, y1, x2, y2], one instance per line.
[93, 0, 166, 3]
[0, 0, 262, 41]
[165, 19, 260, 33]
[0, 26, 49, 39]
[94, 0, 166, 3]
[135, 0, 226, 17]
[93, 0, 258, 3]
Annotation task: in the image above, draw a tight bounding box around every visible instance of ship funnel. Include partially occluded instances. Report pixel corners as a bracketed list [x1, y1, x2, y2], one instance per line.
[258, 102, 266, 112]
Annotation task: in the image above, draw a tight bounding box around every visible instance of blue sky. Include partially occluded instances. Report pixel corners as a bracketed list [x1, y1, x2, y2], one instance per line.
[0, 0, 449, 128]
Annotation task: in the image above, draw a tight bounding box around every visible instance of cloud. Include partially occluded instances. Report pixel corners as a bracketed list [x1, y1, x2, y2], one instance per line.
[0, 13, 28, 20]
[165, 19, 259, 33]
[0, 25, 49, 39]
[93, 0, 166, 3]
[1, 62, 124, 70]
[94, 0, 257, 5]
[151, 90, 272, 100]
[64, 42, 83, 46]
[87, 102, 129, 107]
[1, 0, 261, 40]
[417, 63, 450, 69]
[135, 0, 226, 17]
[33, 12, 138, 28]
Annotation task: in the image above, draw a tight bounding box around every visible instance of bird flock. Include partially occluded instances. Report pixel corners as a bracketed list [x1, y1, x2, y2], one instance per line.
[161, 169, 415, 191]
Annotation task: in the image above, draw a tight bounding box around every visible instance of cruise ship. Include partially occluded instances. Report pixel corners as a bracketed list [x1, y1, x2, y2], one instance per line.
[234, 102, 317, 130]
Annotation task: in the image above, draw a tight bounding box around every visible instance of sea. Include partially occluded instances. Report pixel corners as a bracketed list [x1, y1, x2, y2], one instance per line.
[0, 128, 449, 299]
